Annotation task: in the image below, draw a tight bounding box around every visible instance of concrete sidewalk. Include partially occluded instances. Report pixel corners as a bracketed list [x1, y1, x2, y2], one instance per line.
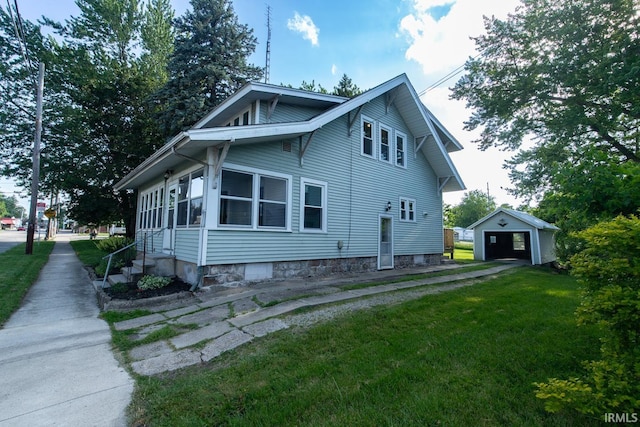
[0, 232, 133, 427]
[109, 261, 523, 376]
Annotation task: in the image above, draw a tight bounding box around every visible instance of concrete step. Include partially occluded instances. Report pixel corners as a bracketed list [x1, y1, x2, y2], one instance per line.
[108, 274, 129, 286]
[133, 253, 176, 277]
[132, 259, 156, 269]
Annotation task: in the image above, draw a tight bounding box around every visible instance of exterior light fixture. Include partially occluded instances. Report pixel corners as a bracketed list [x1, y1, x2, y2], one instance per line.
[164, 170, 173, 180]
[386, 201, 392, 211]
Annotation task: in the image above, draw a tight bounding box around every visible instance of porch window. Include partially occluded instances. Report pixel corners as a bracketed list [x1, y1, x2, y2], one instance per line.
[396, 131, 406, 167]
[220, 170, 253, 226]
[361, 116, 374, 158]
[138, 186, 164, 230]
[399, 197, 416, 222]
[300, 178, 327, 232]
[219, 166, 291, 230]
[176, 168, 205, 228]
[259, 176, 287, 227]
[379, 124, 391, 162]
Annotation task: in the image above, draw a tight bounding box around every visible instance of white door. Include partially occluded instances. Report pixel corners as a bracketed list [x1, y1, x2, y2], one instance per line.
[163, 184, 177, 253]
[378, 215, 394, 269]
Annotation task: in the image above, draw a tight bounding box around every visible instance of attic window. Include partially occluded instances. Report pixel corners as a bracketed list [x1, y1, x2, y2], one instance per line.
[225, 107, 251, 127]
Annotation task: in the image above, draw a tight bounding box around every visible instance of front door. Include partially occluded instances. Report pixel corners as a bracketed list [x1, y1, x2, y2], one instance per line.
[378, 215, 394, 269]
[163, 184, 177, 253]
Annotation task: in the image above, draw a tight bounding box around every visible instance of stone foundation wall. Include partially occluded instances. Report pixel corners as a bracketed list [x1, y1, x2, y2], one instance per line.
[182, 253, 443, 287]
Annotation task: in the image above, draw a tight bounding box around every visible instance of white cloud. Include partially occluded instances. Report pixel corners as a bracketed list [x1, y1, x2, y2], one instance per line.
[287, 12, 320, 46]
[331, 64, 337, 75]
[400, 0, 519, 76]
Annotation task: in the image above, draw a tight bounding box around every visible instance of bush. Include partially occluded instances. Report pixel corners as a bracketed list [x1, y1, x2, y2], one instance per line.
[137, 275, 171, 290]
[535, 215, 640, 414]
[94, 236, 136, 277]
[95, 236, 134, 253]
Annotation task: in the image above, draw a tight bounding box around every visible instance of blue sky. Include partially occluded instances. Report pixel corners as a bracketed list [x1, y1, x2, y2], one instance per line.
[13, 0, 523, 208]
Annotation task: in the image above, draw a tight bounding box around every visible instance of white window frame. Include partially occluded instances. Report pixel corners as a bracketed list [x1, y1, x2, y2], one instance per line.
[218, 164, 292, 231]
[225, 106, 252, 127]
[138, 185, 165, 230]
[361, 115, 376, 159]
[399, 197, 416, 222]
[175, 168, 205, 228]
[395, 131, 407, 168]
[300, 177, 328, 233]
[379, 123, 392, 163]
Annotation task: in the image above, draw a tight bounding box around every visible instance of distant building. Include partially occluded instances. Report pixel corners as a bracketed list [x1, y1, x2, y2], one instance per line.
[452, 226, 474, 241]
[468, 208, 560, 265]
[1, 217, 18, 230]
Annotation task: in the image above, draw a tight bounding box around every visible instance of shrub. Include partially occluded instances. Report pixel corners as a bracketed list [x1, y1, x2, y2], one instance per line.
[137, 275, 171, 290]
[95, 236, 134, 253]
[535, 215, 640, 414]
[94, 236, 136, 277]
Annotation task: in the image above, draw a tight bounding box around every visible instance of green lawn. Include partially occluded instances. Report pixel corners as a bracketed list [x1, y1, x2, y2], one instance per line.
[69, 239, 105, 268]
[0, 242, 55, 326]
[454, 241, 474, 262]
[129, 268, 602, 426]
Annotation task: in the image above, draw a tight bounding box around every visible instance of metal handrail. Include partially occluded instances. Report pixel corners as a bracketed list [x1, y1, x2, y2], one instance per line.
[101, 228, 165, 288]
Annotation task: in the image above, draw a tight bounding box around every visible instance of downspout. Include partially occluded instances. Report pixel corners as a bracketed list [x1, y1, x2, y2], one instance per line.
[192, 147, 216, 291]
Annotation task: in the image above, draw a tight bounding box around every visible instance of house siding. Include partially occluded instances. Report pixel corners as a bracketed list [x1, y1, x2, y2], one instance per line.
[134, 229, 164, 254]
[259, 100, 324, 124]
[205, 95, 444, 267]
[174, 229, 200, 261]
[539, 230, 556, 264]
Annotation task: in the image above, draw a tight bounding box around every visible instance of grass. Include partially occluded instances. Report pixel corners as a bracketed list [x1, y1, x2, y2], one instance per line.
[453, 241, 474, 262]
[0, 242, 55, 327]
[129, 267, 602, 426]
[340, 262, 499, 291]
[69, 239, 105, 268]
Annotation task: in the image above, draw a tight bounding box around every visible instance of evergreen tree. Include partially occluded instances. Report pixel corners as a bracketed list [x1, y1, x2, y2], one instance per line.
[333, 73, 361, 97]
[154, 0, 263, 137]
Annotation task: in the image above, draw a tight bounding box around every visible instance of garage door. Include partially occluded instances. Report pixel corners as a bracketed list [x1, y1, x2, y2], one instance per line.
[484, 231, 531, 261]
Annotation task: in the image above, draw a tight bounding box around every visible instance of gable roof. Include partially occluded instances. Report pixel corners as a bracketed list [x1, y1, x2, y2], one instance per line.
[467, 208, 560, 231]
[115, 74, 465, 192]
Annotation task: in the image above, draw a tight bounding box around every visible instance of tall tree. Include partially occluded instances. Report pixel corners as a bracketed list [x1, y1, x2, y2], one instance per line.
[154, 0, 263, 137]
[333, 73, 361, 97]
[449, 190, 496, 228]
[451, 0, 640, 249]
[0, 0, 174, 234]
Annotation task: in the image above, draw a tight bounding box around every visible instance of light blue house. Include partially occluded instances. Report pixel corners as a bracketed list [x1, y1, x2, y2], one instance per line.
[115, 74, 465, 286]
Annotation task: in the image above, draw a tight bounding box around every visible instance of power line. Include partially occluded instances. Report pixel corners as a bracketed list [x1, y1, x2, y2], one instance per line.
[417, 55, 477, 98]
[6, 0, 37, 88]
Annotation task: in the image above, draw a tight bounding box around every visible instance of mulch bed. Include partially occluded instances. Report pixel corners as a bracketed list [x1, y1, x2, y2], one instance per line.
[104, 278, 192, 300]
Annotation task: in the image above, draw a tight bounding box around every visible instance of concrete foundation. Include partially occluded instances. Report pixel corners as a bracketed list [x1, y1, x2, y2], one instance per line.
[186, 254, 444, 287]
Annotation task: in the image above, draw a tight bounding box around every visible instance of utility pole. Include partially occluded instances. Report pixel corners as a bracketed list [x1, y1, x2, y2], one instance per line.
[25, 62, 44, 255]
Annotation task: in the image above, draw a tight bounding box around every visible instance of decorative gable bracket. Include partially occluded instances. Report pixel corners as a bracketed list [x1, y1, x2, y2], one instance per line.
[267, 94, 280, 120]
[385, 89, 398, 113]
[347, 105, 364, 137]
[415, 135, 427, 157]
[438, 176, 451, 192]
[208, 139, 233, 189]
[299, 130, 318, 167]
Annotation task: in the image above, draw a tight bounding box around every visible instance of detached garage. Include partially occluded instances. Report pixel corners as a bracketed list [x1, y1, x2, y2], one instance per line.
[468, 208, 560, 265]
